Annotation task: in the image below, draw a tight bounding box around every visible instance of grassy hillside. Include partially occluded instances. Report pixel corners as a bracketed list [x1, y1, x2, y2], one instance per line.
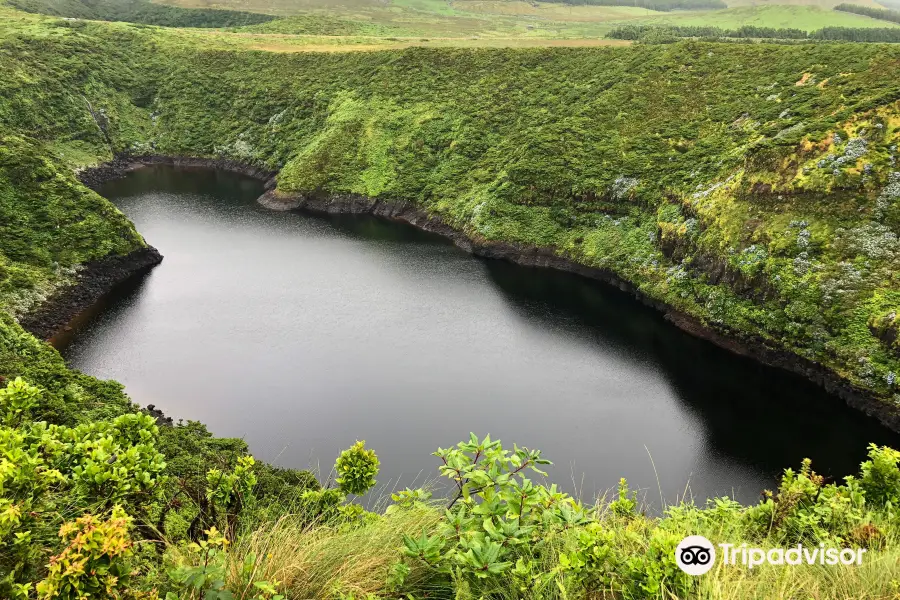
[451, 0, 666, 20]
[3, 0, 900, 466]
[7, 0, 894, 41]
[0, 15, 320, 598]
[836, 1, 900, 22]
[6, 9, 900, 598]
[621, 4, 900, 29]
[144, 0, 893, 38]
[115, 35, 900, 416]
[7, 0, 276, 27]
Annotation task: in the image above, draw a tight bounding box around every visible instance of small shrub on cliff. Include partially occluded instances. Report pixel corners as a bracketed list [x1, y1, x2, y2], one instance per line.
[859, 443, 900, 508]
[744, 457, 866, 543]
[68, 412, 168, 508]
[207, 455, 257, 539]
[397, 434, 588, 593]
[0, 377, 167, 594]
[35, 506, 136, 600]
[335, 440, 379, 496]
[294, 442, 381, 528]
[559, 526, 692, 599]
[0, 376, 40, 426]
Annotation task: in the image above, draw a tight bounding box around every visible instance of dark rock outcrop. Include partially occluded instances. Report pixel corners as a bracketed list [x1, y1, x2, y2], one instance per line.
[19, 246, 163, 341]
[78, 155, 277, 190]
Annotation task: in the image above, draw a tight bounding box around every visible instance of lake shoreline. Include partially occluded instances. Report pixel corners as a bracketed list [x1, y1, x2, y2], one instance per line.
[20, 245, 163, 343]
[71, 156, 900, 434]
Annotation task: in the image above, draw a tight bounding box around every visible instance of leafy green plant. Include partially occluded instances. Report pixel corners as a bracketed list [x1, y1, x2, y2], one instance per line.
[386, 488, 432, 514]
[399, 434, 588, 592]
[559, 513, 693, 598]
[859, 444, 900, 508]
[744, 457, 866, 543]
[35, 506, 135, 600]
[67, 413, 168, 507]
[610, 477, 638, 518]
[166, 527, 285, 600]
[0, 378, 167, 594]
[166, 527, 232, 600]
[207, 455, 258, 539]
[335, 440, 380, 497]
[0, 377, 40, 427]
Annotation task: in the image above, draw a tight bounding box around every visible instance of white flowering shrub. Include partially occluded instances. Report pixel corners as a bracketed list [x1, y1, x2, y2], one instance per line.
[820, 261, 866, 306]
[875, 172, 900, 219]
[213, 133, 258, 161]
[610, 176, 639, 201]
[734, 244, 768, 276]
[835, 222, 898, 261]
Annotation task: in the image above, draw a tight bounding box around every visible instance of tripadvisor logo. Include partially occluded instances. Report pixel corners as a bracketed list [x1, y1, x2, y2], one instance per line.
[675, 535, 868, 575]
[675, 535, 716, 575]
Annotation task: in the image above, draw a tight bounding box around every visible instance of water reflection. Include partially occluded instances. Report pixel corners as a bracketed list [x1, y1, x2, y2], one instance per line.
[482, 261, 898, 494]
[60, 166, 900, 509]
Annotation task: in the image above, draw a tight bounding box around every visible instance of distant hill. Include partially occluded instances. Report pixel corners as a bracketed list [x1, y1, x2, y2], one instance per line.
[6, 0, 276, 27]
[835, 2, 900, 22]
[521, 0, 728, 11]
[619, 4, 900, 31]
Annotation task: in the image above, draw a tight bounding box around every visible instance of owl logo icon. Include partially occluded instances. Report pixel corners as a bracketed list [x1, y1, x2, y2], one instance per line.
[675, 535, 716, 575]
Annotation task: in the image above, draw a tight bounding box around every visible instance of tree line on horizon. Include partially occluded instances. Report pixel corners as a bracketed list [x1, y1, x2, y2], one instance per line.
[834, 2, 900, 25]
[539, 0, 727, 12]
[607, 23, 900, 43]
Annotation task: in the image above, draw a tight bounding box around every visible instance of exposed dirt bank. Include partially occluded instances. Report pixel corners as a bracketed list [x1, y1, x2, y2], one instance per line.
[20, 246, 163, 342]
[77, 155, 277, 190]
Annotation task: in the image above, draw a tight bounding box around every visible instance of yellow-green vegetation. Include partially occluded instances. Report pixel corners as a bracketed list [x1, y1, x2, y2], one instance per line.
[622, 4, 898, 30]
[451, 1, 664, 21]
[5, 0, 896, 45]
[7, 4, 900, 598]
[8, 374, 900, 599]
[143, 0, 899, 40]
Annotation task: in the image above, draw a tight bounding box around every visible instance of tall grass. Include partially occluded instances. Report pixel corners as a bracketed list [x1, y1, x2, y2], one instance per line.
[211, 492, 900, 599]
[222, 508, 442, 599]
[697, 544, 900, 599]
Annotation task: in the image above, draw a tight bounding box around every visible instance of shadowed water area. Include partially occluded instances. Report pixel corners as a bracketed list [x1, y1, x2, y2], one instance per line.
[59, 165, 900, 508]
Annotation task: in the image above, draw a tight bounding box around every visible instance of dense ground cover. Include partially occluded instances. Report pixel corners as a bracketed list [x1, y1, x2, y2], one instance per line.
[145, 0, 897, 39]
[618, 4, 899, 30]
[7, 0, 276, 27]
[607, 22, 900, 40]
[115, 32, 900, 416]
[6, 0, 893, 44]
[5, 6, 900, 598]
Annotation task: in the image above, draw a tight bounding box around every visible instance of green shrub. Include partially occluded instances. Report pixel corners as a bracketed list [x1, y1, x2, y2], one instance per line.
[398, 434, 588, 593]
[859, 443, 900, 508]
[0, 377, 40, 427]
[335, 440, 379, 497]
[35, 506, 137, 600]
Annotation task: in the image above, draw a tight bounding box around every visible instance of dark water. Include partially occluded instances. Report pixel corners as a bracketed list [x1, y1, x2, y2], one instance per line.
[60, 166, 900, 508]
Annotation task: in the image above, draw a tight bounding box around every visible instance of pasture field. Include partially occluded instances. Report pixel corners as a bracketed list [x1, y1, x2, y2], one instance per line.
[146, 0, 894, 38]
[621, 4, 900, 30]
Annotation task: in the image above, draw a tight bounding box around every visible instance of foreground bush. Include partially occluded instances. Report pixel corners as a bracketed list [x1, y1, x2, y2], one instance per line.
[5, 373, 900, 598]
[173, 435, 900, 600]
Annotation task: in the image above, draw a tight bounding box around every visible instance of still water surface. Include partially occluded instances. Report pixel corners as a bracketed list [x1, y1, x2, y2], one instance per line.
[60, 166, 900, 507]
